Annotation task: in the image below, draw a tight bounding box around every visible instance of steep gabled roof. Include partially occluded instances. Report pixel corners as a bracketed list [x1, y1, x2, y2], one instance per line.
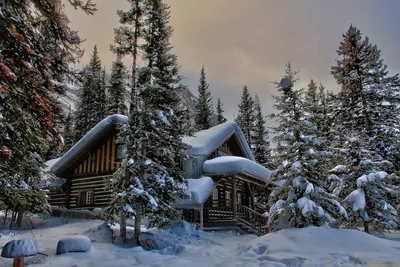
[182, 122, 254, 160]
[51, 114, 254, 176]
[50, 114, 127, 175]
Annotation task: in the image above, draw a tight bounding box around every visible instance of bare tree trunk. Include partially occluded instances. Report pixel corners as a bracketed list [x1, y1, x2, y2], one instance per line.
[1, 209, 8, 233]
[9, 208, 16, 230]
[16, 209, 24, 227]
[363, 220, 370, 234]
[120, 212, 127, 244]
[134, 203, 142, 244]
[129, 0, 140, 112]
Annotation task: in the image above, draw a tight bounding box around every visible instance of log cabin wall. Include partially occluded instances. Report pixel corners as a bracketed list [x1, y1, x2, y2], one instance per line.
[48, 127, 122, 210]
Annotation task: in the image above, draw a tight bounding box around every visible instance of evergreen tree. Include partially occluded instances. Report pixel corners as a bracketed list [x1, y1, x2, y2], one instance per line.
[235, 85, 255, 147]
[216, 98, 226, 124]
[0, 0, 95, 221]
[194, 66, 214, 130]
[330, 25, 400, 233]
[252, 95, 271, 167]
[74, 45, 104, 141]
[111, 0, 145, 111]
[107, 56, 128, 115]
[105, 0, 190, 243]
[63, 107, 75, 152]
[267, 63, 348, 229]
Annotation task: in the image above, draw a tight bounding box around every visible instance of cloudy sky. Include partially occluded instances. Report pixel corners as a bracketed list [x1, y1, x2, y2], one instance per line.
[66, 0, 400, 120]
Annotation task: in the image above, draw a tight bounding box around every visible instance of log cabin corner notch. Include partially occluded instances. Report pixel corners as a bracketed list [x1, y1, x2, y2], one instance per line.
[46, 114, 273, 234]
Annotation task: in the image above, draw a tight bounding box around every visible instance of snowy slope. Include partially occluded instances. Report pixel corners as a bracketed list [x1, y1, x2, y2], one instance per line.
[0, 217, 399, 267]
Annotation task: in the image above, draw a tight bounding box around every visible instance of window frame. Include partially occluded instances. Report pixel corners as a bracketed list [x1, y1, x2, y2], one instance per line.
[77, 189, 95, 206]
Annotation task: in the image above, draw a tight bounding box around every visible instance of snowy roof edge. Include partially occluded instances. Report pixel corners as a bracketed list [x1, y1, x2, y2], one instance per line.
[50, 114, 128, 175]
[51, 115, 255, 175]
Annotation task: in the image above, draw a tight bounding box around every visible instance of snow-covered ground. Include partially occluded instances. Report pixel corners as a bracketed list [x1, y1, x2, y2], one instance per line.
[0, 216, 399, 267]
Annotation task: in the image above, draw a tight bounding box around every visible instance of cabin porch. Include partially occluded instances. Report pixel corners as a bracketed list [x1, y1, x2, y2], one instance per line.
[180, 173, 271, 235]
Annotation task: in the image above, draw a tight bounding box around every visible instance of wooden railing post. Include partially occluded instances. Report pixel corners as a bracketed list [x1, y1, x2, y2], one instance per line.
[232, 177, 237, 219]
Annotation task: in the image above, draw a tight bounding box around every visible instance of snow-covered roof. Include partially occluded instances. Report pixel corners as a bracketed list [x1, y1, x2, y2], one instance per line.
[203, 156, 271, 182]
[174, 176, 215, 208]
[44, 158, 60, 172]
[51, 115, 255, 176]
[51, 114, 127, 175]
[182, 122, 254, 160]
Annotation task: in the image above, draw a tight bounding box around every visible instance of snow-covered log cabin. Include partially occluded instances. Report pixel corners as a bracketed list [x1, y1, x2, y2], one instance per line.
[48, 115, 272, 234]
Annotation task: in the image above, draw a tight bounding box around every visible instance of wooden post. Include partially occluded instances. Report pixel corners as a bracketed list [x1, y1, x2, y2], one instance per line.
[199, 205, 204, 230]
[232, 177, 237, 219]
[13, 257, 24, 267]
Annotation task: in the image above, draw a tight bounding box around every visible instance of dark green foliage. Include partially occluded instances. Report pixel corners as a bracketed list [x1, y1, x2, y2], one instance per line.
[107, 56, 128, 115]
[74, 45, 106, 141]
[252, 95, 271, 168]
[216, 98, 226, 125]
[235, 85, 255, 147]
[194, 66, 214, 130]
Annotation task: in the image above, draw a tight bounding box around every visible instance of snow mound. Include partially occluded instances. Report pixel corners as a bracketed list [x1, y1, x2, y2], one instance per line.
[1, 238, 38, 258]
[169, 220, 197, 236]
[83, 224, 113, 244]
[56, 235, 91, 254]
[141, 221, 200, 255]
[232, 226, 400, 266]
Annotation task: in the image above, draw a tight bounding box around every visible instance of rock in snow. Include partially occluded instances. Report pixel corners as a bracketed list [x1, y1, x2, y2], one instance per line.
[56, 236, 91, 254]
[1, 238, 38, 258]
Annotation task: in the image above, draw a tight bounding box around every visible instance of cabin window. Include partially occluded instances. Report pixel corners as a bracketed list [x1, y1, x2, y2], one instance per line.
[212, 188, 218, 207]
[117, 145, 127, 159]
[78, 190, 94, 205]
[238, 193, 242, 205]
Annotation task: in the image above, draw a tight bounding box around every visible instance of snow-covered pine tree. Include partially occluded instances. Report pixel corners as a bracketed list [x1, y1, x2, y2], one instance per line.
[107, 55, 128, 115]
[74, 45, 104, 141]
[105, 0, 190, 244]
[330, 25, 400, 233]
[267, 63, 348, 229]
[194, 66, 214, 130]
[216, 98, 226, 125]
[235, 85, 255, 147]
[0, 0, 96, 222]
[111, 0, 145, 111]
[63, 107, 75, 152]
[252, 95, 271, 168]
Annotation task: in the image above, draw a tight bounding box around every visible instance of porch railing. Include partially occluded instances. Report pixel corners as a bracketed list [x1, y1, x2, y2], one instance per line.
[203, 199, 233, 220]
[237, 204, 267, 235]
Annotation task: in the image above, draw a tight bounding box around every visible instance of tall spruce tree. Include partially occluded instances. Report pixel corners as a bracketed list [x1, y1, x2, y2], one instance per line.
[194, 66, 214, 130]
[0, 0, 96, 223]
[267, 63, 348, 229]
[107, 56, 128, 115]
[216, 98, 226, 124]
[252, 95, 271, 167]
[111, 0, 145, 111]
[235, 85, 255, 147]
[63, 107, 75, 152]
[105, 0, 190, 243]
[74, 45, 104, 141]
[330, 25, 400, 233]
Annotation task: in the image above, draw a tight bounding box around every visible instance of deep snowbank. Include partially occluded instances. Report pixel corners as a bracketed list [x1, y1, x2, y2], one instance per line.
[227, 226, 400, 266]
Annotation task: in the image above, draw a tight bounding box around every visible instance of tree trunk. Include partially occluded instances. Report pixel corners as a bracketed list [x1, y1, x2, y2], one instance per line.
[16, 209, 24, 227]
[9, 208, 15, 230]
[134, 203, 142, 244]
[1, 209, 8, 233]
[363, 220, 370, 234]
[129, 0, 140, 112]
[120, 212, 127, 244]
